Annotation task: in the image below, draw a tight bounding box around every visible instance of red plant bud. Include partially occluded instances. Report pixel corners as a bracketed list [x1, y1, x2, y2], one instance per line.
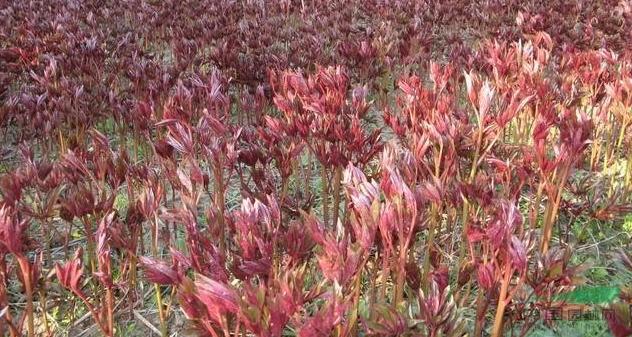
[0, 205, 28, 254]
[266, 194, 281, 226]
[509, 236, 527, 271]
[189, 161, 205, 186]
[430, 266, 449, 292]
[352, 86, 369, 116]
[0, 172, 24, 206]
[478, 81, 495, 117]
[55, 248, 84, 294]
[477, 263, 495, 290]
[378, 203, 397, 247]
[284, 221, 316, 264]
[464, 71, 480, 108]
[304, 212, 325, 245]
[139, 184, 163, 218]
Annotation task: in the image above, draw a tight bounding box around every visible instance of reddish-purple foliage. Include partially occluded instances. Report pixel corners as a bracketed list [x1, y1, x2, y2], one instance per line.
[0, 1, 630, 337]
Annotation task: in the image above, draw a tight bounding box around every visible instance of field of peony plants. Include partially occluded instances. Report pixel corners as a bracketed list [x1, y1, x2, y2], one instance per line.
[0, 1, 631, 336]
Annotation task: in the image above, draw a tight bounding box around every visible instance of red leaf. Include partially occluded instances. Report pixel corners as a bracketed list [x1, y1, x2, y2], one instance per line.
[139, 256, 180, 285]
[477, 263, 495, 290]
[194, 274, 238, 317]
[55, 248, 85, 294]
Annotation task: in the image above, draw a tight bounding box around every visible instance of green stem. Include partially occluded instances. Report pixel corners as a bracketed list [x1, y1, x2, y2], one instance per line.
[422, 205, 438, 292]
[331, 166, 342, 228]
[152, 215, 168, 337]
[320, 165, 330, 228]
[213, 161, 226, 251]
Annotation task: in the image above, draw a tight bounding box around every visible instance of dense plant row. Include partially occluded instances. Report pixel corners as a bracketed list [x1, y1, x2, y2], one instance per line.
[1, 0, 630, 139]
[1, 1, 631, 336]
